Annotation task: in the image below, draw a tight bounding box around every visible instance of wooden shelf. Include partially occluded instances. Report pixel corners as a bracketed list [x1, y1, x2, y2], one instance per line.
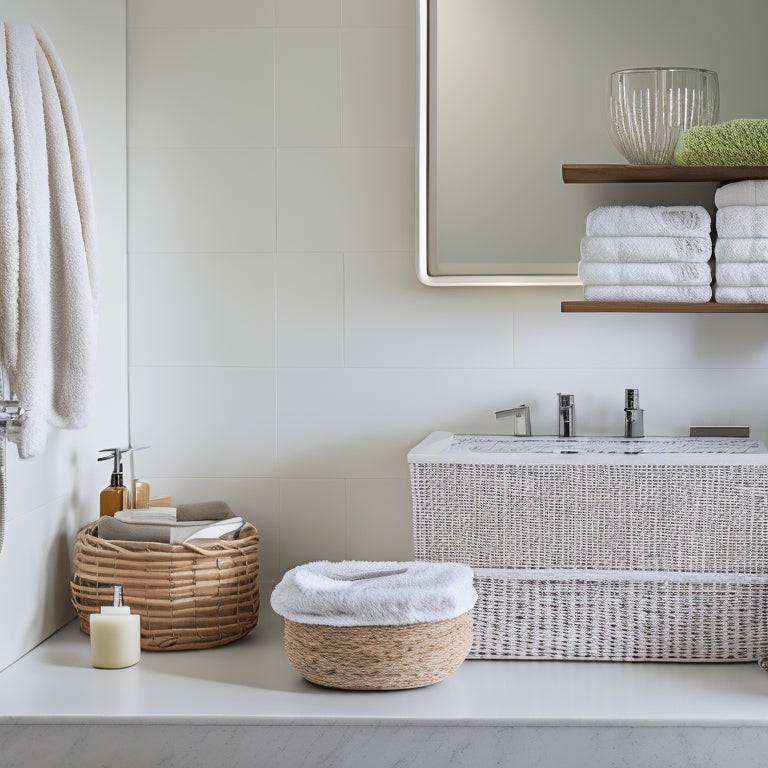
[561, 301, 768, 313]
[561, 164, 768, 313]
[562, 164, 768, 184]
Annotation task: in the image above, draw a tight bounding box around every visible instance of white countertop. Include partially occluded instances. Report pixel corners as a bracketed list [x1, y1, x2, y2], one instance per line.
[2, 593, 768, 728]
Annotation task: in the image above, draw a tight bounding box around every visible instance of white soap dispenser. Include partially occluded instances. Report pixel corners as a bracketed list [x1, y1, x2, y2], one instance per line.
[90, 585, 141, 669]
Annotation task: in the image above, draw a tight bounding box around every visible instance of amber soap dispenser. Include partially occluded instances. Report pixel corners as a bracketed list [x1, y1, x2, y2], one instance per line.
[98, 448, 130, 517]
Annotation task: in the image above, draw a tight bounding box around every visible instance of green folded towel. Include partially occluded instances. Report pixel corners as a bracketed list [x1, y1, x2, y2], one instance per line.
[673, 119, 768, 166]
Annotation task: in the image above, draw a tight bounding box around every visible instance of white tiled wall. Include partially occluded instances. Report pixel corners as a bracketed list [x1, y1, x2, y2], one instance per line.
[127, 0, 768, 584]
[0, 0, 126, 670]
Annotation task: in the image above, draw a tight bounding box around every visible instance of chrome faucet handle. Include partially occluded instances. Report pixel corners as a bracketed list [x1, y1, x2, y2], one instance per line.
[624, 388, 644, 438]
[495, 404, 531, 436]
[557, 393, 575, 438]
[0, 400, 27, 427]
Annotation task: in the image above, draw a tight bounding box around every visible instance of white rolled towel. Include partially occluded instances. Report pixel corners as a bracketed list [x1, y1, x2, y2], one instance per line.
[715, 180, 768, 208]
[578, 260, 713, 286]
[716, 206, 768, 238]
[714, 237, 768, 263]
[580, 236, 712, 263]
[585, 206, 711, 237]
[714, 284, 768, 303]
[583, 285, 712, 302]
[715, 262, 768, 287]
[270, 560, 477, 627]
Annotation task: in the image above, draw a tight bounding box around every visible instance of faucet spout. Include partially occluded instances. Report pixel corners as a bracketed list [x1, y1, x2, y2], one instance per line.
[557, 393, 575, 438]
[495, 404, 531, 436]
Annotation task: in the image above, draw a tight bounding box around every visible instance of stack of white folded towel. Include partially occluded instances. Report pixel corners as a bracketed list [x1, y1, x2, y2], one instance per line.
[579, 206, 714, 302]
[713, 181, 768, 303]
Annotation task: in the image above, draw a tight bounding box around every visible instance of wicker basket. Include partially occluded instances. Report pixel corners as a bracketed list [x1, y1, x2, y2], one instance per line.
[283, 612, 473, 690]
[70, 521, 259, 651]
[409, 432, 768, 661]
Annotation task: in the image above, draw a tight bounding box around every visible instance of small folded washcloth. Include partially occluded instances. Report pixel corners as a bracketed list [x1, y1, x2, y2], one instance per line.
[716, 206, 768, 238]
[714, 237, 768, 263]
[578, 260, 713, 286]
[114, 507, 176, 524]
[586, 206, 711, 237]
[673, 119, 768, 167]
[580, 236, 712, 263]
[176, 500, 233, 521]
[714, 284, 768, 303]
[583, 285, 713, 303]
[715, 180, 768, 208]
[270, 560, 477, 627]
[714, 262, 768, 287]
[98, 514, 244, 544]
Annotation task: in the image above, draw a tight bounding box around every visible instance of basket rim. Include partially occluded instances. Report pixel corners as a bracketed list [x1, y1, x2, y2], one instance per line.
[76, 520, 258, 555]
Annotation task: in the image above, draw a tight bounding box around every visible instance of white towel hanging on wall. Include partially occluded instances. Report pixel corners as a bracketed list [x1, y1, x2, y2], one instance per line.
[0, 21, 98, 458]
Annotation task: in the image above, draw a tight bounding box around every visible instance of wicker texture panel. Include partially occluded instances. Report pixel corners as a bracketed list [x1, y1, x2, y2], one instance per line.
[411, 462, 768, 573]
[469, 571, 768, 661]
[284, 612, 473, 690]
[71, 522, 259, 651]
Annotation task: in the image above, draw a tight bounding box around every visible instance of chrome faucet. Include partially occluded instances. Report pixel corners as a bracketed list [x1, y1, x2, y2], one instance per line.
[495, 404, 531, 436]
[624, 388, 644, 438]
[557, 394, 575, 438]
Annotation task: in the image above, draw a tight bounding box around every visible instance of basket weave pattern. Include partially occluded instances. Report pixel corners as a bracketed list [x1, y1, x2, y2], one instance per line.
[410, 461, 768, 661]
[284, 612, 473, 690]
[71, 521, 259, 651]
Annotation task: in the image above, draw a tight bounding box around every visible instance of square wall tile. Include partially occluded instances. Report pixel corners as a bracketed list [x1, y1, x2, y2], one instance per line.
[344, 252, 515, 368]
[279, 479, 347, 572]
[276, 0, 341, 26]
[128, 0, 273, 28]
[128, 28, 274, 148]
[0, 499, 80, 671]
[277, 253, 344, 367]
[345, 478, 414, 561]
[341, 27, 416, 147]
[129, 147, 276, 254]
[277, 147, 414, 252]
[135, 476, 281, 581]
[130, 366, 277, 477]
[276, 29, 341, 147]
[130, 253, 276, 367]
[513, 287, 768, 370]
[277, 367, 533, 479]
[342, 0, 416, 27]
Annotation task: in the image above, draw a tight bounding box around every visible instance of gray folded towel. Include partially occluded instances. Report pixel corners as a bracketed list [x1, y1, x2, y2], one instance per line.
[98, 514, 243, 544]
[98, 516, 172, 543]
[176, 500, 234, 521]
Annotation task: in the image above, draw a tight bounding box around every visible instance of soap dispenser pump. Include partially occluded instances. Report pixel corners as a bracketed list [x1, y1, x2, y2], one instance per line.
[98, 448, 130, 517]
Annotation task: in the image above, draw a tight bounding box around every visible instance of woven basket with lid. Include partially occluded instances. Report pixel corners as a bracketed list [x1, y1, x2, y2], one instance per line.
[70, 521, 259, 651]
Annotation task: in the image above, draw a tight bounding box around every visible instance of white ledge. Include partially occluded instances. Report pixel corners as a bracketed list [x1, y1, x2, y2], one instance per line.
[2, 595, 768, 728]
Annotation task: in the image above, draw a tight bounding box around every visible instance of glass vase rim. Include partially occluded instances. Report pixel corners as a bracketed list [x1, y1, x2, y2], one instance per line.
[610, 66, 718, 76]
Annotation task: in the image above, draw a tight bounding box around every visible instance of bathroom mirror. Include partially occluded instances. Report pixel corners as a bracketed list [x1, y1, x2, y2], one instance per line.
[417, 0, 583, 286]
[417, 0, 768, 286]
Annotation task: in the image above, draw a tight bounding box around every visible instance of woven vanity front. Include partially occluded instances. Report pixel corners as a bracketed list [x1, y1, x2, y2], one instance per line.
[408, 432, 768, 661]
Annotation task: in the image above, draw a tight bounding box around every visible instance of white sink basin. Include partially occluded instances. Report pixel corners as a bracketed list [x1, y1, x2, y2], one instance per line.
[410, 431, 767, 464]
[447, 433, 765, 455]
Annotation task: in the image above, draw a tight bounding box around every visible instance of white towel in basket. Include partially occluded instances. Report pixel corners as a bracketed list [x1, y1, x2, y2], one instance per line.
[270, 560, 477, 627]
